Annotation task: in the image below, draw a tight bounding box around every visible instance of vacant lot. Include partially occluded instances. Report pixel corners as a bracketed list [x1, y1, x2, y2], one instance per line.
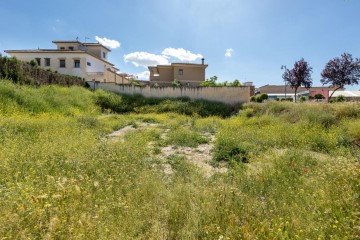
[0, 81, 359, 239]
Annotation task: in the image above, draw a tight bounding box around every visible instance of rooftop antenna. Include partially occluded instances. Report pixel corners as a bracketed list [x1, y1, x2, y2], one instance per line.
[76, 37, 79, 41]
[84, 37, 90, 43]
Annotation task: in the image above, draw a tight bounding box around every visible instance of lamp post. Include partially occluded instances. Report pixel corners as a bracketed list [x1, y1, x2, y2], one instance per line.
[281, 65, 287, 99]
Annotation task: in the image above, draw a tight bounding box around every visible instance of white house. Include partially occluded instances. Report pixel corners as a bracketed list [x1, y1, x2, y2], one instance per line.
[5, 40, 129, 84]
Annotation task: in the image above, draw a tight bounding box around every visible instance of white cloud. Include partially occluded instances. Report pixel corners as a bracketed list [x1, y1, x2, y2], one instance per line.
[225, 48, 233, 57]
[95, 36, 121, 49]
[136, 71, 150, 80]
[124, 52, 170, 68]
[124, 47, 203, 68]
[162, 48, 203, 62]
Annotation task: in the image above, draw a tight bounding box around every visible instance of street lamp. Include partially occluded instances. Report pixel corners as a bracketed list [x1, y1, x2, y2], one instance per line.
[281, 65, 287, 99]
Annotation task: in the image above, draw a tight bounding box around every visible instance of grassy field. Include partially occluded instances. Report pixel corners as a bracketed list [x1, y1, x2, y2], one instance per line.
[0, 80, 359, 239]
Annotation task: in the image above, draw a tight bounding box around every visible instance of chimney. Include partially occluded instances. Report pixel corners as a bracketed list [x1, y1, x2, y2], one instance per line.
[201, 58, 205, 65]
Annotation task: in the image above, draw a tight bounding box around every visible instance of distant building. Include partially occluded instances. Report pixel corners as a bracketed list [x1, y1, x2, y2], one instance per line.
[5, 40, 130, 84]
[329, 90, 360, 101]
[258, 84, 340, 101]
[148, 58, 208, 87]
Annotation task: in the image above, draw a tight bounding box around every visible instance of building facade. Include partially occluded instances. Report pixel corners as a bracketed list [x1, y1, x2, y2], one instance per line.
[5, 40, 129, 84]
[148, 59, 208, 87]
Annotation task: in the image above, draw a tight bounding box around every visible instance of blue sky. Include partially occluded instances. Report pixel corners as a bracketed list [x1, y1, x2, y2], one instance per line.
[1, 0, 360, 89]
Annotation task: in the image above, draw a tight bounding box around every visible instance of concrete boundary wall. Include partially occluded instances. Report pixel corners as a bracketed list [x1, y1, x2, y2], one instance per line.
[88, 82, 251, 105]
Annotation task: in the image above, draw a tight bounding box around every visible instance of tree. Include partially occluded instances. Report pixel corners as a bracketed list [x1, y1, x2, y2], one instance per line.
[229, 79, 242, 87]
[200, 76, 242, 87]
[282, 58, 313, 102]
[314, 93, 325, 101]
[321, 53, 360, 102]
[200, 76, 218, 87]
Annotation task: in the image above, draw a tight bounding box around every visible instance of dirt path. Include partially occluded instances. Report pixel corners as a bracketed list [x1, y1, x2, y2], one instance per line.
[159, 133, 227, 177]
[106, 122, 227, 177]
[106, 122, 159, 142]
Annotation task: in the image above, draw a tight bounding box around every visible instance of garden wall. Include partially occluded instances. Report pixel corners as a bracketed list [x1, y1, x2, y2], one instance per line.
[88, 82, 252, 105]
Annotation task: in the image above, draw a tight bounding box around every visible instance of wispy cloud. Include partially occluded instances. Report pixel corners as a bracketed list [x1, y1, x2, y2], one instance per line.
[95, 36, 121, 49]
[225, 48, 233, 57]
[124, 52, 169, 68]
[162, 48, 203, 62]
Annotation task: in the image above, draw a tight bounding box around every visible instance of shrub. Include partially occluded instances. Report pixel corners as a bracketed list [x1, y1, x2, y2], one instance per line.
[253, 93, 269, 103]
[172, 80, 181, 87]
[29, 59, 38, 67]
[336, 95, 346, 102]
[281, 97, 293, 102]
[314, 93, 325, 100]
[259, 93, 268, 101]
[213, 136, 251, 163]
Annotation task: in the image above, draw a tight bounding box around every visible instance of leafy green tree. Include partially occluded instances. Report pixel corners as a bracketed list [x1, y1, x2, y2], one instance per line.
[200, 76, 218, 87]
[230, 79, 242, 86]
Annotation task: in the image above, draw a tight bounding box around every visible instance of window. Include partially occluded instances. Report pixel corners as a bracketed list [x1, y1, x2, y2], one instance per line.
[103, 52, 106, 59]
[45, 58, 50, 67]
[59, 59, 66, 68]
[60, 47, 65, 50]
[178, 69, 183, 76]
[74, 59, 80, 68]
[35, 58, 41, 66]
[87, 62, 91, 66]
[69, 46, 74, 51]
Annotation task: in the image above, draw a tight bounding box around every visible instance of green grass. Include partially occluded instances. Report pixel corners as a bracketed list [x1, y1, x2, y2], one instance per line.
[0, 81, 359, 239]
[164, 126, 209, 148]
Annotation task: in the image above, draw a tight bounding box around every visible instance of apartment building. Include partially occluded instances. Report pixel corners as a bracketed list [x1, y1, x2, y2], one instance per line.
[5, 40, 129, 84]
[148, 58, 208, 87]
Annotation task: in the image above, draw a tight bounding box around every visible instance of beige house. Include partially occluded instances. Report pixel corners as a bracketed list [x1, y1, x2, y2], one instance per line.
[5, 40, 129, 84]
[148, 59, 208, 87]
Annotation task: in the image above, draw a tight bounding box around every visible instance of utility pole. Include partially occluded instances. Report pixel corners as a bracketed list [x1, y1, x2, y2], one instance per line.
[281, 65, 287, 99]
